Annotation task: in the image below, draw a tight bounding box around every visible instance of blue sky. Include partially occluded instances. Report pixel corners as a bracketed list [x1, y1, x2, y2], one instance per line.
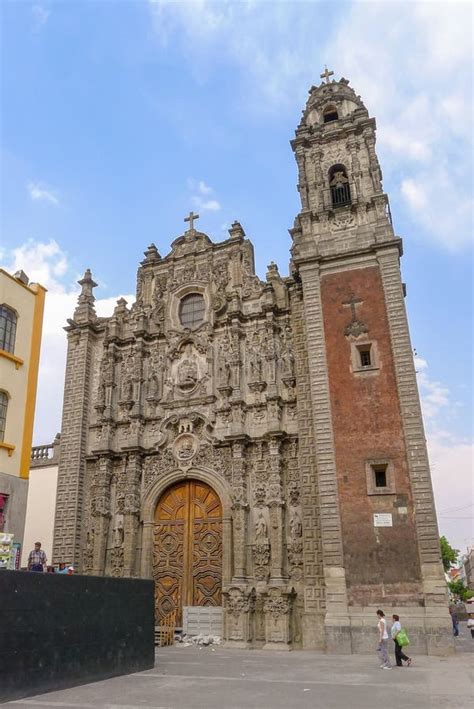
[1, 1, 472, 551]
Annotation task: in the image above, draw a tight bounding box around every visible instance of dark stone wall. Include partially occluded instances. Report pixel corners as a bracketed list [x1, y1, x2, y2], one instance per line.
[0, 570, 155, 702]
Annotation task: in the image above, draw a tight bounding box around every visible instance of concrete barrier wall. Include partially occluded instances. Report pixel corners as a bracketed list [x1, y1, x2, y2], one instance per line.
[0, 570, 155, 702]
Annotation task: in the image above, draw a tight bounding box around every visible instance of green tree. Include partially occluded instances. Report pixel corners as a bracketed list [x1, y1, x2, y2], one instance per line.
[440, 536, 459, 572]
[448, 580, 474, 602]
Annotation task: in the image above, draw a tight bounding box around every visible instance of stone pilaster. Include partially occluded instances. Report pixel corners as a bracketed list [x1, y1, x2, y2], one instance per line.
[378, 247, 453, 654]
[289, 285, 325, 649]
[298, 263, 351, 653]
[122, 452, 142, 577]
[91, 455, 113, 575]
[231, 439, 248, 582]
[266, 436, 285, 583]
[263, 587, 293, 650]
[53, 323, 97, 568]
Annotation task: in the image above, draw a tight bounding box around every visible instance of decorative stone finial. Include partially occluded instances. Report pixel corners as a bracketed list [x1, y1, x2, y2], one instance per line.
[114, 297, 129, 316]
[77, 269, 97, 304]
[266, 261, 279, 280]
[228, 221, 246, 240]
[143, 243, 161, 262]
[74, 268, 98, 322]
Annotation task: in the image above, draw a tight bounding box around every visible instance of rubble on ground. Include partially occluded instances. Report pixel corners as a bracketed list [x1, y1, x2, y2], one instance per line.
[175, 633, 221, 647]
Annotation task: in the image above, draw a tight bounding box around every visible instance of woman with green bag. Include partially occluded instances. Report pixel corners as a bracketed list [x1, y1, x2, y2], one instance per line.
[391, 614, 412, 667]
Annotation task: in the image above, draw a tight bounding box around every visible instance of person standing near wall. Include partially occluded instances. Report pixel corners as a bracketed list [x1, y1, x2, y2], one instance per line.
[27, 541, 47, 572]
[467, 614, 474, 639]
[391, 614, 412, 667]
[449, 607, 460, 637]
[376, 610, 391, 669]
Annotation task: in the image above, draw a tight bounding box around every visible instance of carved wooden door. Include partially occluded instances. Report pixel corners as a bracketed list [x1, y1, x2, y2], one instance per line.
[153, 480, 222, 625]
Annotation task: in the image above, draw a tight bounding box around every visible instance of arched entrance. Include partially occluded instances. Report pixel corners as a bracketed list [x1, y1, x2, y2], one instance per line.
[153, 479, 223, 625]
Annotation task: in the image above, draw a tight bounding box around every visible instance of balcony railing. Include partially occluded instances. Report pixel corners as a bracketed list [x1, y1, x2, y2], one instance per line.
[330, 183, 351, 208]
[30, 435, 60, 467]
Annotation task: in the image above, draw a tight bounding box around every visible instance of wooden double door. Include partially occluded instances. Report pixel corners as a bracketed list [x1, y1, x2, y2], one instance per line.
[153, 480, 223, 625]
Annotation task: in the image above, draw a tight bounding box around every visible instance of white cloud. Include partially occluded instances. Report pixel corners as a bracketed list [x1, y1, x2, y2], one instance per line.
[2, 239, 134, 445]
[32, 4, 50, 32]
[149, 1, 473, 250]
[27, 182, 59, 206]
[188, 177, 221, 212]
[401, 179, 427, 212]
[415, 355, 474, 552]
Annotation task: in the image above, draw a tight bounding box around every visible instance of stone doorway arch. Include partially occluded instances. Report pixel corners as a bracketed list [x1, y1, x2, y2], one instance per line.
[141, 468, 233, 625]
[154, 479, 222, 625]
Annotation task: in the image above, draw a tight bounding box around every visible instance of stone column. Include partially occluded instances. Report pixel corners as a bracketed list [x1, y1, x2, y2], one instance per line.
[231, 440, 248, 582]
[266, 436, 285, 583]
[91, 455, 113, 575]
[122, 452, 142, 577]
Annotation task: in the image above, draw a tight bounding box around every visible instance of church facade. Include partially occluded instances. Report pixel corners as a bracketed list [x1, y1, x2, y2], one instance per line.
[52, 75, 452, 653]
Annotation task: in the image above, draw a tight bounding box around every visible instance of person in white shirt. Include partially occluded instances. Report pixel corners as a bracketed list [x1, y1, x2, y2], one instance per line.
[391, 614, 412, 667]
[376, 609, 391, 669]
[467, 614, 474, 639]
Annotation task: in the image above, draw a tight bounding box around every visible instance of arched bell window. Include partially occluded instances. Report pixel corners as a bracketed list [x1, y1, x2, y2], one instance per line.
[329, 164, 351, 208]
[0, 305, 17, 354]
[323, 105, 339, 123]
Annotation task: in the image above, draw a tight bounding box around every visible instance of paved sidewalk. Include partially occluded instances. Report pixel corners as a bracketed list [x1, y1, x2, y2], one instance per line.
[7, 625, 473, 709]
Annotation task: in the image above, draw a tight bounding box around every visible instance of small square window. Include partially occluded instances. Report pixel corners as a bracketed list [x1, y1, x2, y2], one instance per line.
[350, 341, 379, 374]
[366, 460, 395, 495]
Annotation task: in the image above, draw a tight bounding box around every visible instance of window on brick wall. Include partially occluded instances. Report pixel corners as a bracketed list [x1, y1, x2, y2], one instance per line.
[366, 460, 395, 495]
[374, 465, 388, 488]
[350, 341, 379, 374]
[358, 345, 372, 368]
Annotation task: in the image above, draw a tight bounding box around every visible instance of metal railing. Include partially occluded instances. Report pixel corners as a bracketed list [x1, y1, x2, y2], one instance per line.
[330, 183, 351, 208]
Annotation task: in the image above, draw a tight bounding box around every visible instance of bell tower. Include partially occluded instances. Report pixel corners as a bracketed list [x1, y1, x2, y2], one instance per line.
[290, 72, 452, 654]
[291, 72, 392, 257]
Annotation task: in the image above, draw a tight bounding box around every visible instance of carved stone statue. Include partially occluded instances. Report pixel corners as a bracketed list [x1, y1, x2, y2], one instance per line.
[281, 347, 295, 378]
[254, 509, 267, 540]
[248, 349, 261, 382]
[289, 508, 302, 539]
[177, 345, 199, 389]
[113, 516, 124, 548]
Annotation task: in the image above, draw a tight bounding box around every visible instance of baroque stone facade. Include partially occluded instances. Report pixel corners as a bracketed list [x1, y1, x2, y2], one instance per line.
[52, 75, 452, 653]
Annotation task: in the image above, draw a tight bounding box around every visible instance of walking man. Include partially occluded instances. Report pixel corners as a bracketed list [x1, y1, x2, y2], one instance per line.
[27, 541, 47, 572]
[376, 609, 391, 669]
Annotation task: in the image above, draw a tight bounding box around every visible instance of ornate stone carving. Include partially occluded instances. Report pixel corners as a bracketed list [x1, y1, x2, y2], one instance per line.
[173, 432, 199, 469]
[289, 506, 302, 539]
[143, 449, 176, 491]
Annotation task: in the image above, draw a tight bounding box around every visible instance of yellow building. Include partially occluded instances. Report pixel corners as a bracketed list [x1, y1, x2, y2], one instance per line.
[0, 268, 46, 557]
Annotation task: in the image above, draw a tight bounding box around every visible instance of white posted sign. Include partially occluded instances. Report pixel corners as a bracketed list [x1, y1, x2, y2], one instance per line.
[373, 513, 393, 527]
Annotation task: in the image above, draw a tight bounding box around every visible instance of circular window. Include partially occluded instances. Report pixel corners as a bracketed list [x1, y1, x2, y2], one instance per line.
[179, 293, 205, 329]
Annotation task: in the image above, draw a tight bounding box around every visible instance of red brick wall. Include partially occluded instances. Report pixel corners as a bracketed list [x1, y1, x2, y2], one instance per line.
[320, 266, 422, 605]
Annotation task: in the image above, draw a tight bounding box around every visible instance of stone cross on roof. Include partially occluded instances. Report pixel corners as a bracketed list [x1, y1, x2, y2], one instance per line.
[184, 211, 199, 232]
[320, 65, 334, 84]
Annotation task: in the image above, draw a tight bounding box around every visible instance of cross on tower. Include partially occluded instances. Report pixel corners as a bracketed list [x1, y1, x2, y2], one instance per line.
[184, 211, 200, 232]
[320, 65, 334, 84]
[342, 293, 363, 322]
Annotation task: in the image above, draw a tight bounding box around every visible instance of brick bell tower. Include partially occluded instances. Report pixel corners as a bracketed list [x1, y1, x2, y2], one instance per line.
[290, 69, 452, 654]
